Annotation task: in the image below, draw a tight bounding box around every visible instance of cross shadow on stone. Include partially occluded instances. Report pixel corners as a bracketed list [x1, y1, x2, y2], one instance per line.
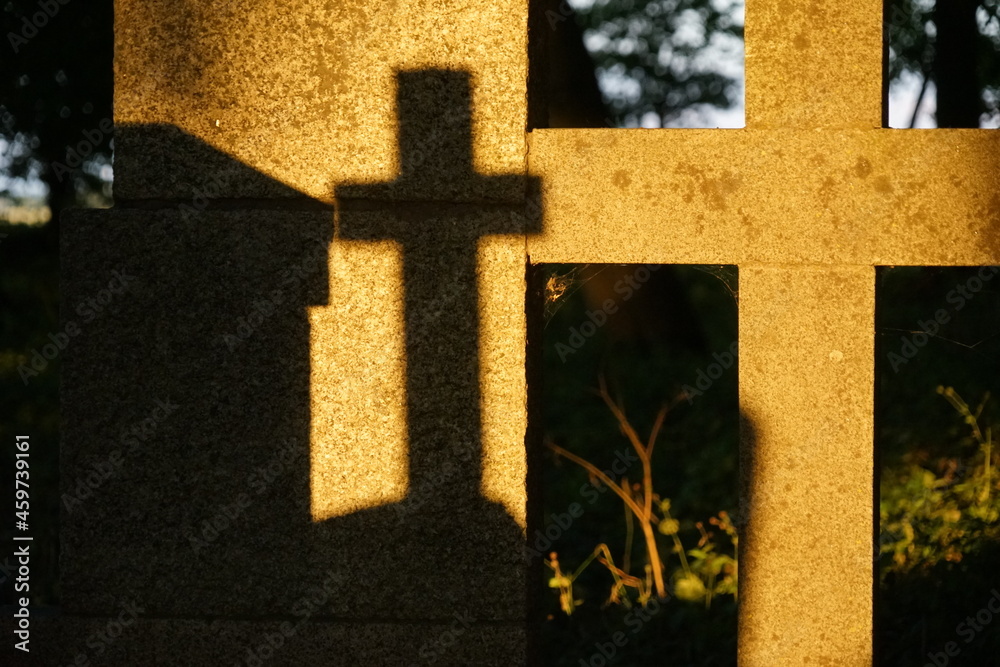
[57, 69, 540, 662]
[316, 69, 540, 624]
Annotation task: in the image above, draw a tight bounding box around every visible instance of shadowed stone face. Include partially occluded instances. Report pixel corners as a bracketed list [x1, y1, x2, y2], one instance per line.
[53, 65, 536, 666]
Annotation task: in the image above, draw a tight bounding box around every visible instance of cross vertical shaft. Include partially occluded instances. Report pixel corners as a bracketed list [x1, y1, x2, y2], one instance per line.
[336, 70, 534, 509]
[739, 266, 875, 664]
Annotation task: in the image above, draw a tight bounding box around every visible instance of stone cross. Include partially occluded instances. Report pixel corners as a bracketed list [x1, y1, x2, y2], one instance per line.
[527, 4, 1000, 664]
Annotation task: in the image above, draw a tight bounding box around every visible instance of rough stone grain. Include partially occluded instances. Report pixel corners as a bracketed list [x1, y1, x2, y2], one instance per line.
[746, 0, 883, 128]
[114, 0, 528, 202]
[738, 265, 875, 666]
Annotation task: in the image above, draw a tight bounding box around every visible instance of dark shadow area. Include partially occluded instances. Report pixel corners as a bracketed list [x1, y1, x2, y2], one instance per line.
[50, 69, 539, 665]
[874, 266, 1000, 665]
[0, 223, 60, 607]
[529, 263, 741, 665]
[113, 124, 309, 201]
[59, 148, 334, 617]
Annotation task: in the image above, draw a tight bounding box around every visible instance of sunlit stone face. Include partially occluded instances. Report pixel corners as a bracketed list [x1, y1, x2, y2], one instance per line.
[309, 239, 409, 520]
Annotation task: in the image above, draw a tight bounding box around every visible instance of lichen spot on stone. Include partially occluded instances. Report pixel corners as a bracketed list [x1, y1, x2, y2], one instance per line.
[612, 170, 631, 190]
[874, 175, 893, 194]
[854, 156, 872, 179]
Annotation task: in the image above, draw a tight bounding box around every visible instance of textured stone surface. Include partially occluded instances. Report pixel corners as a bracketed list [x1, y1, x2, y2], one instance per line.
[746, 0, 883, 128]
[114, 0, 528, 202]
[526, 129, 1000, 265]
[738, 266, 874, 665]
[60, 208, 526, 622]
[0, 614, 524, 666]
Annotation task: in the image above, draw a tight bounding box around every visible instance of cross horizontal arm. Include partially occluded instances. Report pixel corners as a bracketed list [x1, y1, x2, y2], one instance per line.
[527, 129, 1000, 267]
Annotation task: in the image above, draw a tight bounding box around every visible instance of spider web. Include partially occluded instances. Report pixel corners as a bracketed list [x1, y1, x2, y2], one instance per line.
[540, 263, 740, 329]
